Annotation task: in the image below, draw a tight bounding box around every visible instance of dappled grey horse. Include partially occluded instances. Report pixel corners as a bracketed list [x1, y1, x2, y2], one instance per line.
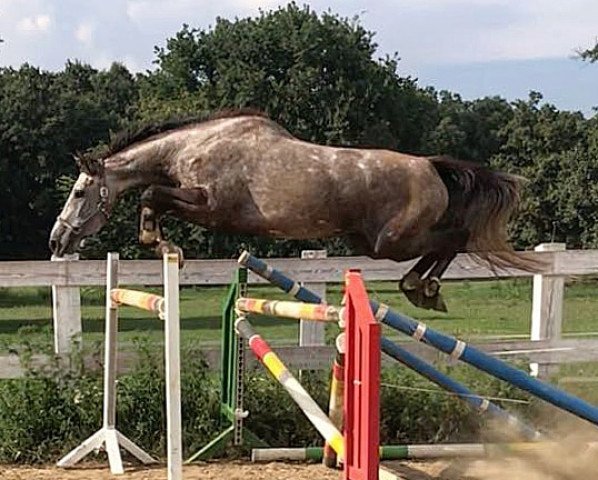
[49, 110, 538, 311]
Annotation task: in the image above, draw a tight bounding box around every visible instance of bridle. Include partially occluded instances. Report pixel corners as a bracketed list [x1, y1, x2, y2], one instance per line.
[56, 165, 111, 236]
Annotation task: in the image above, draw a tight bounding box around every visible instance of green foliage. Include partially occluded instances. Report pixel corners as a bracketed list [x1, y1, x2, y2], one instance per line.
[578, 41, 598, 63]
[0, 332, 220, 463]
[0, 61, 137, 259]
[379, 364, 534, 444]
[0, 330, 538, 463]
[421, 92, 514, 163]
[143, 3, 436, 150]
[491, 92, 598, 248]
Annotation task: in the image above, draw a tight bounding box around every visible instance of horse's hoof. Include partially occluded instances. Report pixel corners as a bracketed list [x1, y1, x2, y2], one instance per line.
[399, 271, 422, 293]
[423, 293, 448, 313]
[139, 229, 161, 245]
[402, 287, 448, 313]
[139, 207, 160, 245]
[423, 277, 440, 298]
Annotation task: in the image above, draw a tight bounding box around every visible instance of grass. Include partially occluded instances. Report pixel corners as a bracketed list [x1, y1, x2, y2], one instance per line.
[0, 277, 597, 351]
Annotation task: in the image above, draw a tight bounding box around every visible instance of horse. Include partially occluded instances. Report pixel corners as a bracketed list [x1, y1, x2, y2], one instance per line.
[49, 109, 538, 311]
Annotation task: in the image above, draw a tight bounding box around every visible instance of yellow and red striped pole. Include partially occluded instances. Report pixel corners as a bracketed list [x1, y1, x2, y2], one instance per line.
[323, 333, 346, 469]
[110, 288, 165, 317]
[235, 298, 341, 323]
[235, 316, 345, 460]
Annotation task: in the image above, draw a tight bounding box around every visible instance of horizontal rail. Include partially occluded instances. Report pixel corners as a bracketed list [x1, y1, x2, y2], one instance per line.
[235, 298, 341, 322]
[110, 289, 164, 316]
[251, 442, 597, 461]
[2, 249, 598, 287]
[4, 338, 598, 379]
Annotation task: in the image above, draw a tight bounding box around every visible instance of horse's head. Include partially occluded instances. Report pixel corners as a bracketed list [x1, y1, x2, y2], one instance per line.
[49, 155, 113, 256]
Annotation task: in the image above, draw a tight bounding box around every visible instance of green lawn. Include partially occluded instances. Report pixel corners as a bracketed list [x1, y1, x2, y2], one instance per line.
[1, 277, 597, 351]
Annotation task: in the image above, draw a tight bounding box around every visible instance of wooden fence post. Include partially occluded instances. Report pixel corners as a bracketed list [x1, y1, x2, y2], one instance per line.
[51, 253, 82, 354]
[299, 250, 327, 347]
[530, 243, 566, 378]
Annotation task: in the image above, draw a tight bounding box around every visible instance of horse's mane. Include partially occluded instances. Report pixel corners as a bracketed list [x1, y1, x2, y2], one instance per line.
[77, 108, 268, 173]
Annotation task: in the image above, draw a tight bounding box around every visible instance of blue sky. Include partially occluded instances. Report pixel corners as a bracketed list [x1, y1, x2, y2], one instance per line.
[1, 0, 597, 115]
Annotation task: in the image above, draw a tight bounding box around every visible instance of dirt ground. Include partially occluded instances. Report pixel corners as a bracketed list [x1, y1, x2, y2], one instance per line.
[0, 455, 595, 480]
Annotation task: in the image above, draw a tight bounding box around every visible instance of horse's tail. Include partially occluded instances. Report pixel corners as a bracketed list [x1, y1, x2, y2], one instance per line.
[429, 155, 542, 272]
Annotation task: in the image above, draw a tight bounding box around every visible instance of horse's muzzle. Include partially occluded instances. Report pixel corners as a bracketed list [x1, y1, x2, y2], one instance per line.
[49, 220, 74, 257]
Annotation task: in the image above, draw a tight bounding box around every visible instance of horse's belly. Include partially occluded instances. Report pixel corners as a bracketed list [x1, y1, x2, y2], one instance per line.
[262, 216, 341, 239]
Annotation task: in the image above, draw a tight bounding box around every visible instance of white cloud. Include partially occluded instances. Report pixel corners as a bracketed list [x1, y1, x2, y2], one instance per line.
[16, 14, 51, 34]
[74, 22, 94, 45]
[231, 0, 281, 9]
[1, 0, 598, 76]
[334, 0, 598, 69]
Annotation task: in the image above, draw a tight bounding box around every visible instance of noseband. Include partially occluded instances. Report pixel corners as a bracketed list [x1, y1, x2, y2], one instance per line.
[57, 168, 111, 235]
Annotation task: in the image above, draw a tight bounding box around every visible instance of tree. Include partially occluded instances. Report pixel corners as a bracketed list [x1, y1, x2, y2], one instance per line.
[141, 3, 437, 151]
[578, 42, 598, 62]
[421, 91, 513, 163]
[0, 62, 137, 259]
[490, 92, 594, 249]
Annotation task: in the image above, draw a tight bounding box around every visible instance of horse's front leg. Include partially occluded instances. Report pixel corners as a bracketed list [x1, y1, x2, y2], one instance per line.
[139, 185, 207, 263]
[139, 205, 163, 245]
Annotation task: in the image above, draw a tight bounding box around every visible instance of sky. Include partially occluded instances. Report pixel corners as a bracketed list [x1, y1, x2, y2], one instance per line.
[1, 0, 597, 115]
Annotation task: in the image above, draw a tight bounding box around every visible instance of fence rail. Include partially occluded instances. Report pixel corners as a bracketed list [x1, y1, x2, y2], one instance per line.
[1, 249, 598, 288]
[2, 338, 598, 379]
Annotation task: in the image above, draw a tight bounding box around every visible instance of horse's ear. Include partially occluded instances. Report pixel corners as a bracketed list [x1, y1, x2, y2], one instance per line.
[74, 154, 102, 175]
[73, 153, 84, 171]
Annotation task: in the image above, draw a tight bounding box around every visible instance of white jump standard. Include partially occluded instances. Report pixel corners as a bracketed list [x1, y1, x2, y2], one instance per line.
[57, 252, 182, 480]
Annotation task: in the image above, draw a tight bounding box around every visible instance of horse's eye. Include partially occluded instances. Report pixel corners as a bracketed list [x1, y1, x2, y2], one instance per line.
[74, 189, 85, 199]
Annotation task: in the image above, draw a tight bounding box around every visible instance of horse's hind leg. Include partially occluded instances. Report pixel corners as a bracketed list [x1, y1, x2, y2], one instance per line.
[399, 254, 437, 293]
[400, 253, 456, 312]
[398, 229, 469, 312]
[396, 253, 449, 311]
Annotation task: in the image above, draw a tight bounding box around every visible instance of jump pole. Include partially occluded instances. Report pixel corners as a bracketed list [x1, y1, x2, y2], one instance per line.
[236, 298, 341, 322]
[240, 250, 598, 429]
[57, 253, 182, 480]
[237, 251, 541, 440]
[252, 440, 598, 462]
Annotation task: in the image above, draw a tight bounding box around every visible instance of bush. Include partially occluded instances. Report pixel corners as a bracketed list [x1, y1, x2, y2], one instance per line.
[0, 333, 537, 464]
[0, 335, 220, 463]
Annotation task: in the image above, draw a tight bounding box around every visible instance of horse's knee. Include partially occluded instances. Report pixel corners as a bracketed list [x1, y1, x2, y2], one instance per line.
[140, 185, 159, 206]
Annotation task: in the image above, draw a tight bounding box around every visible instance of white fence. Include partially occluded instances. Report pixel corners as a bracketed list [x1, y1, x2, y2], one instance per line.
[1, 243, 598, 379]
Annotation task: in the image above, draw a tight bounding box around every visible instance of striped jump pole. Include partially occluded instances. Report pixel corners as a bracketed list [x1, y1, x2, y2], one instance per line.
[239, 251, 598, 428]
[252, 440, 598, 462]
[111, 288, 165, 317]
[374, 304, 598, 428]
[238, 251, 541, 440]
[381, 338, 541, 440]
[235, 297, 341, 323]
[323, 333, 346, 468]
[235, 316, 345, 459]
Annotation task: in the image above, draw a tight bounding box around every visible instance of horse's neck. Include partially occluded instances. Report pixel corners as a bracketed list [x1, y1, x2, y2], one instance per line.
[104, 140, 173, 193]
